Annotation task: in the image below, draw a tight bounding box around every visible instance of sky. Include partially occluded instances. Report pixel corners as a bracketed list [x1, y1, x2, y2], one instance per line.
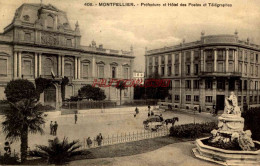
[0, 0, 260, 72]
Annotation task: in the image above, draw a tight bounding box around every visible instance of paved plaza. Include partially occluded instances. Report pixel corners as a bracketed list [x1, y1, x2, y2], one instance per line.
[0, 107, 217, 155]
[70, 141, 218, 166]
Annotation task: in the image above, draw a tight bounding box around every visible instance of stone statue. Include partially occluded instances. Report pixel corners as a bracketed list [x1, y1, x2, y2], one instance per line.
[223, 91, 241, 116]
[210, 92, 255, 151]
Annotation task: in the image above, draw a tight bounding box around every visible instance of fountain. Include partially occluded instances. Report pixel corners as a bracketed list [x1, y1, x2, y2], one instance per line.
[193, 92, 260, 165]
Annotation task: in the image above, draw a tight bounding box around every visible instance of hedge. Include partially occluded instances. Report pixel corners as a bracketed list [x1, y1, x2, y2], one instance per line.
[169, 122, 217, 139]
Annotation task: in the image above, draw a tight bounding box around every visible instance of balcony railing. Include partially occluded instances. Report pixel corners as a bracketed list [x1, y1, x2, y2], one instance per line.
[200, 71, 242, 77]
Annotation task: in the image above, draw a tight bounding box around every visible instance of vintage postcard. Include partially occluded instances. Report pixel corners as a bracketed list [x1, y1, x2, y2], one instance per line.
[0, 0, 259, 165]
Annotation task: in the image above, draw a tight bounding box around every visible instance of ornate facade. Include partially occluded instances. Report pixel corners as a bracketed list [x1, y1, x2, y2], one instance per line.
[145, 32, 260, 112]
[0, 3, 134, 107]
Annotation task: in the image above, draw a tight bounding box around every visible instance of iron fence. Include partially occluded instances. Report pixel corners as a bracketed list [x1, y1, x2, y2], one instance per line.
[61, 99, 158, 110]
[78, 127, 169, 150]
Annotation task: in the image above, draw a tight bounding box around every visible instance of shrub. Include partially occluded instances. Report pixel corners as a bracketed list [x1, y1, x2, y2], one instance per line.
[37, 104, 56, 112]
[242, 107, 260, 141]
[169, 122, 217, 139]
[0, 154, 19, 165]
[78, 85, 106, 100]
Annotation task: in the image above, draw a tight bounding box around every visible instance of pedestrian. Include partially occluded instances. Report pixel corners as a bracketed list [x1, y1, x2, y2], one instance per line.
[148, 105, 151, 114]
[135, 107, 139, 115]
[148, 112, 150, 117]
[199, 106, 202, 113]
[50, 121, 53, 135]
[74, 113, 78, 124]
[87, 137, 92, 148]
[53, 121, 58, 136]
[151, 111, 154, 116]
[212, 105, 216, 116]
[96, 133, 103, 146]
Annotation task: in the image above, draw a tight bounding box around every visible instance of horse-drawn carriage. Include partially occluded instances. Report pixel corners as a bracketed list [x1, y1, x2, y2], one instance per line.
[143, 115, 179, 131]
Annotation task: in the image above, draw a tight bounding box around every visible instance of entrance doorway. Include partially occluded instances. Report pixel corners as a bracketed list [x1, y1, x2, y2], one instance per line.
[216, 95, 225, 111]
[44, 84, 56, 108]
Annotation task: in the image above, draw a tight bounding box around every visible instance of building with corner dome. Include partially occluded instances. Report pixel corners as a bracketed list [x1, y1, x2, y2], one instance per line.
[145, 32, 260, 112]
[0, 3, 135, 107]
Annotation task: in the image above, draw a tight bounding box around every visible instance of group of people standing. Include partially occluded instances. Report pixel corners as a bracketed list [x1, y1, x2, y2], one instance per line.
[86, 133, 103, 148]
[50, 121, 58, 136]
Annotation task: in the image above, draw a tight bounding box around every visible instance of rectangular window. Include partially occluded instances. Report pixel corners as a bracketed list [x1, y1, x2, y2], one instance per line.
[168, 66, 172, 76]
[205, 79, 213, 89]
[206, 63, 213, 72]
[175, 64, 179, 75]
[186, 52, 191, 62]
[124, 68, 129, 79]
[206, 96, 213, 103]
[194, 51, 200, 61]
[244, 80, 247, 90]
[65, 63, 73, 77]
[238, 80, 242, 91]
[82, 64, 89, 78]
[243, 96, 247, 104]
[0, 58, 7, 76]
[238, 50, 243, 61]
[256, 66, 258, 76]
[245, 52, 248, 62]
[194, 95, 199, 102]
[186, 95, 191, 102]
[217, 63, 224, 72]
[238, 96, 242, 105]
[175, 95, 179, 101]
[194, 64, 199, 75]
[155, 66, 158, 75]
[67, 39, 72, 47]
[217, 80, 225, 90]
[185, 80, 191, 89]
[149, 57, 153, 66]
[250, 65, 254, 75]
[168, 55, 172, 64]
[193, 80, 200, 89]
[239, 63, 242, 73]
[161, 66, 165, 76]
[254, 96, 258, 104]
[149, 66, 152, 75]
[255, 81, 258, 90]
[229, 62, 234, 72]
[217, 49, 224, 60]
[229, 50, 234, 60]
[256, 54, 258, 63]
[155, 57, 159, 66]
[250, 53, 254, 62]
[175, 54, 179, 63]
[98, 66, 105, 78]
[206, 50, 213, 61]
[161, 56, 165, 65]
[244, 64, 248, 74]
[186, 65, 190, 75]
[250, 96, 253, 104]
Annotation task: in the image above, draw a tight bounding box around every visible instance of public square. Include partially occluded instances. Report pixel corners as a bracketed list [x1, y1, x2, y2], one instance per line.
[0, 107, 216, 154]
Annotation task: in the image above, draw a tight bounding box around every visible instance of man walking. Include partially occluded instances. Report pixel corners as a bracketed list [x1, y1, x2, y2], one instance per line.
[74, 113, 78, 124]
[50, 121, 53, 135]
[53, 121, 58, 136]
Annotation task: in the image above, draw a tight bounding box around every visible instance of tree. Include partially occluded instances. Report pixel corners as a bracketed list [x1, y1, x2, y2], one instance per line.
[78, 85, 106, 100]
[29, 137, 82, 165]
[3, 79, 45, 163]
[116, 81, 127, 105]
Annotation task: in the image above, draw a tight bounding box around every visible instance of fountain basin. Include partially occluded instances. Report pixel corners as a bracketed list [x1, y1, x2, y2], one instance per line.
[192, 137, 260, 166]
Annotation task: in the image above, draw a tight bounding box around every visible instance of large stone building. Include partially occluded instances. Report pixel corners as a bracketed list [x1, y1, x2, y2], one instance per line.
[0, 3, 134, 107]
[145, 32, 260, 112]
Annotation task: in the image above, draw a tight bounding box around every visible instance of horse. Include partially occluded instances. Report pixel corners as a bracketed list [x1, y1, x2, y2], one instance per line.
[164, 117, 179, 126]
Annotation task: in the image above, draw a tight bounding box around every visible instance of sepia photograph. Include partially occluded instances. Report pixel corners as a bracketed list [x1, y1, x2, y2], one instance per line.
[0, 0, 259, 165]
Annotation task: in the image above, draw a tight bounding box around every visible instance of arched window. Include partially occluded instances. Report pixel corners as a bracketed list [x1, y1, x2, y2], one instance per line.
[46, 15, 54, 29]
